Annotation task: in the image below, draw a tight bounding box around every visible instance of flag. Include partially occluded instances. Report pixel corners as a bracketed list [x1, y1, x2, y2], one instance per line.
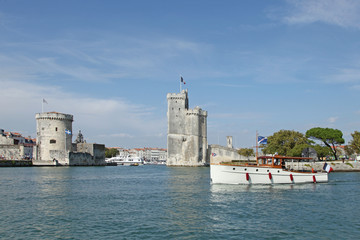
[43, 98, 48, 104]
[65, 129, 72, 135]
[258, 136, 267, 145]
[211, 153, 217, 157]
[181, 76, 186, 84]
[323, 163, 333, 173]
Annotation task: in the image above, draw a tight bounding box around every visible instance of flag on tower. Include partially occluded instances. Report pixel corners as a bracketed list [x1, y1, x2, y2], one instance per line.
[65, 129, 72, 135]
[43, 98, 48, 104]
[181, 76, 186, 84]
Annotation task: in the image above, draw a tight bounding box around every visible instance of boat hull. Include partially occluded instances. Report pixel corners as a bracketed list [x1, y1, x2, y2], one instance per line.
[210, 164, 328, 184]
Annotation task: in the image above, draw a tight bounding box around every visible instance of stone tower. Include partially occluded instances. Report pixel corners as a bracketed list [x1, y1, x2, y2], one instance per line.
[167, 90, 208, 166]
[33, 112, 73, 165]
[227, 136, 233, 149]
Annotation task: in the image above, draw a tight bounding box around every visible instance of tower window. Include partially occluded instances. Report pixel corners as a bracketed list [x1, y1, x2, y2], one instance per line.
[50, 139, 56, 144]
[55, 127, 58, 131]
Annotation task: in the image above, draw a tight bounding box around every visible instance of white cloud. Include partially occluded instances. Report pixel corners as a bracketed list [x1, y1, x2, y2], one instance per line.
[0, 79, 167, 147]
[283, 0, 360, 29]
[0, 35, 210, 84]
[328, 116, 339, 124]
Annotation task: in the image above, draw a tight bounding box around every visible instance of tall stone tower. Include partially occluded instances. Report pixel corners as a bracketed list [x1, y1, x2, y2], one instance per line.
[167, 90, 208, 166]
[227, 136, 233, 149]
[33, 112, 73, 165]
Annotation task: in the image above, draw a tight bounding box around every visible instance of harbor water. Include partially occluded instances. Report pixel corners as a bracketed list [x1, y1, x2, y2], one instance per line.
[1, 166, 359, 239]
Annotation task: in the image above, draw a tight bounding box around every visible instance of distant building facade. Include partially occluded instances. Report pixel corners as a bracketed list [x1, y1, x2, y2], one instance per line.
[0, 129, 35, 160]
[33, 112, 106, 166]
[128, 147, 167, 162]
[167, 90, 208, 166]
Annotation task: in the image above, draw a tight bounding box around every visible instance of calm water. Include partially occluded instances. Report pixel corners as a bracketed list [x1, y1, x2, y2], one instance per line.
[0, 166, 359, 240]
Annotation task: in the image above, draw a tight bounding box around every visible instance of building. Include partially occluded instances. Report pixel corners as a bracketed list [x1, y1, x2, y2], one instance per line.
[0, 129, 35, 160]
[128, 147, 167, 162]
[33, 112, 106, 166]
[167, 90, 208, 166]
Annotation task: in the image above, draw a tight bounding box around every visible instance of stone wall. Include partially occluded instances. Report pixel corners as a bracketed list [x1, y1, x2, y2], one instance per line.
[208, 144, 256, 164]
[167, 90, 208, 166]
[0, 145, 21, 160]
[70, 143, 106, 166]
[0, 160, 32, 167]
[286, 160, 360, 172]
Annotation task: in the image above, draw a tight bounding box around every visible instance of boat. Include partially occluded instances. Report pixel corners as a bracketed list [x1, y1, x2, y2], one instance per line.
[105, 155, 143, 166]
[210, 155, 329, 184]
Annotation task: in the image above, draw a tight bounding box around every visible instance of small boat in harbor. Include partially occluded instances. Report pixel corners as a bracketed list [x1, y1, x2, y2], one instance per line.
[105, 155, 143, 166]
[210, 155, 329, 184]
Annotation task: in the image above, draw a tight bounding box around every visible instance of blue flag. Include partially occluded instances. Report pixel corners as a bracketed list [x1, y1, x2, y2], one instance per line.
[65, 129, 72, 135]
[258, 136, 267, 145]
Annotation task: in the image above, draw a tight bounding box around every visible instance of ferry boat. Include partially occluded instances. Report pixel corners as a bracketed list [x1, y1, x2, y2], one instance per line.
[210, 155, 329, 184]
[105, 155, 143, 166]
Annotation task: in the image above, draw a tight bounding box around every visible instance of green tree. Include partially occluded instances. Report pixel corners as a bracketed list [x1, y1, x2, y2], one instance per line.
[344, 145, 355, 157]
[105, 148, 119, 158]
[287, 143, 310, 157]
[237, 148, 254, 160]
[305, 127, 345, 160]
[313, 144, 332, 161]
[348, 131, 360, 154]
[262, 130, 309, 156]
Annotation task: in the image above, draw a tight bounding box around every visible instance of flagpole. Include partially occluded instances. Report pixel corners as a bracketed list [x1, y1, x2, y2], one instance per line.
[256, 130, 258, 165]
[42, 99, 44, 113]
[180, 75, 182, 92]
[65, 130, 66, 160]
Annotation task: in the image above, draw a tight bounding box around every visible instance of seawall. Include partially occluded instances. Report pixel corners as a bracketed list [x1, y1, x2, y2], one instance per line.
[0, 160, 32, 167]
[286, 160, 360, 172]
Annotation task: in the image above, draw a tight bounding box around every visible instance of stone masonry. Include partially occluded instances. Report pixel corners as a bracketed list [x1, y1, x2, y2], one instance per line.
[167, 90, 208, 166]
[33, 112, 105, 166]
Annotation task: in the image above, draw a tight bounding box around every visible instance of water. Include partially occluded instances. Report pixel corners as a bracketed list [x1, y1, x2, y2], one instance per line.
[0, 166, 359, 239]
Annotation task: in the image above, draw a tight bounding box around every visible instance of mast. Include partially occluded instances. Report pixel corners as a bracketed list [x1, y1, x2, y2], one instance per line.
[256, 131, 258, 165]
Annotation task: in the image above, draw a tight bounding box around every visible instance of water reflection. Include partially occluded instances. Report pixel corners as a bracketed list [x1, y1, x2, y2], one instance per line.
[31, 167, 75, 238]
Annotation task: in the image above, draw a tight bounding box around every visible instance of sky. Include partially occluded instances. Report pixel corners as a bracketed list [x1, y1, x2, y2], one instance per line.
[1, 0, 360, 149]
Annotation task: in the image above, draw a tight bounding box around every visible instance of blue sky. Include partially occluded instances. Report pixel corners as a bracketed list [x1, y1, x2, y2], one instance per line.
[1, 0, 360, 148]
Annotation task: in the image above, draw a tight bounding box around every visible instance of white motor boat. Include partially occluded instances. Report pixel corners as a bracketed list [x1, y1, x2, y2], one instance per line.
[105, 155, 143, 166]
[210, 155, 330, 185]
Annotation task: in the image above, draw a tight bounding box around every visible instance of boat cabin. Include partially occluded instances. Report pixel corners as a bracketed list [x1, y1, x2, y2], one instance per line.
[257, 155, 313, 168]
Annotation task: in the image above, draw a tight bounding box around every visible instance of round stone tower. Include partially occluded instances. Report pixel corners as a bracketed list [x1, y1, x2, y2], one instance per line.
[34, 112, 73, 165]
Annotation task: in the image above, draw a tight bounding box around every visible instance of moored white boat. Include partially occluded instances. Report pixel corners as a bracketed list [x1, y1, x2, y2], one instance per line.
[105, 155, 143, 166]
[210, 155, 329, 184]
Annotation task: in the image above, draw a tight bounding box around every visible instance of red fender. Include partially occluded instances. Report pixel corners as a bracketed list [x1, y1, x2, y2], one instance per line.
[246, 172, 249, 181]
[269, 172, 272, 180]
[313, 175, 316, 183]
[290, 174, 294, 181]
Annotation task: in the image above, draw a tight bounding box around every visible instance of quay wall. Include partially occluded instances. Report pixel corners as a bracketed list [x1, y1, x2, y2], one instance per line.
[0, 160, 32, 167]
[286, 161, 360, 172]
[208, 144, 256, 164]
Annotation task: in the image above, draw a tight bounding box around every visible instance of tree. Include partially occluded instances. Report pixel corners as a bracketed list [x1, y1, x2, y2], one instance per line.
[237, 148, 254, 160]
[313, 144, 332, 161]
[105, 148, 119, 158]
[287, 143, 310, 157]
[344, 145, 355, 157]
[305, 127, 345, 160]
[348, 131, 360, 154]
[262, 130, 310, 156]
